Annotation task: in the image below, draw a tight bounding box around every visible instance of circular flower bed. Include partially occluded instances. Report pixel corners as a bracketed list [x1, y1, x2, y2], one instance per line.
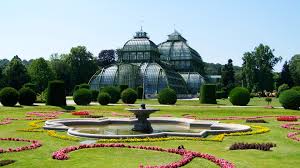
[0, 138, 42, 153]
[52, 143, 235, 168]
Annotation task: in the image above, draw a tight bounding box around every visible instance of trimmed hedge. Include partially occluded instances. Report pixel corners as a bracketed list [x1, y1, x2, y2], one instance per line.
[229, 87, 250, 106]
[121, 88, 138, 104]
[158, 88, 177, 105]
[279, 89, 300, 110]
[23, 83, 37, 93]
[19, 87, 36, 105]
[216, 91, 226, 99]
[46, 80, 66, 106]
[292, 86, 300, 92]
[73, 88, 92, 105]
[136, 86, 143, 99]
[199, 84, 216, 104]
[91, 90, 99, 101]
[0, 87, 19, 106]
[98, 92, 111, 105]
[73, 83, 90, 92]
[101, 86, 120, 103]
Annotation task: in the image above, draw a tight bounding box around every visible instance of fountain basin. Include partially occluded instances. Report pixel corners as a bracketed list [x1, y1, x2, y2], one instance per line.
[43, 117, 251, 139]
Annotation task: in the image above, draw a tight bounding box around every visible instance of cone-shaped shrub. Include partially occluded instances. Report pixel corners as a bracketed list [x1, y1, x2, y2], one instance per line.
[136, 86, 143, 99]
[229, 87, 250, 106]
[73, 88, 92, 105]
[19, 87, 36, 105]
[279, 89, 300, 110]
[199, 84, 216, 104]
[98, 92, 111, 105]
[46, 80, 66, 106]
[0, 87, 19, 106]
[158, 88, 177, 105]
[121, 88, 137, 104]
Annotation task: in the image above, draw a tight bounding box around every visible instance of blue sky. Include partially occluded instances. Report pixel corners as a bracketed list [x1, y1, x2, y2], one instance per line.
[0, 0, 299, 71]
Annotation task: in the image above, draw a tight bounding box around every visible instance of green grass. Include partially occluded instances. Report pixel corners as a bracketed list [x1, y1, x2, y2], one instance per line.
[0, 101, 300, 168]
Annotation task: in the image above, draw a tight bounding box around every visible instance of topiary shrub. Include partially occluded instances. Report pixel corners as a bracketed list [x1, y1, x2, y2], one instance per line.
[91, 90, 99, 102]
[46, 80, 66, 106]
[19, 87, 36, 105]
[101, 86, 120, 103]
[0, 87, 19, 106]
[199, 84, 216, 104]
[119, 85, 128, 93]
[121, 88, 138, 104]
[229, 87, 250, 106]
[279, 89, 300, 110]
[79, 83, 90, 89]
[158, 88, 177, 105]
[23, 83, 37, 93]
[136, 86, 144, 99]
[98, 92, 111, 105]
[73, 88, 92, 105]
[277, 84, 290, 97]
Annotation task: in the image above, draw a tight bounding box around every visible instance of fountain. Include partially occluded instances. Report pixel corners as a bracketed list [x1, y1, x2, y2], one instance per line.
[127, 104, 159, 133]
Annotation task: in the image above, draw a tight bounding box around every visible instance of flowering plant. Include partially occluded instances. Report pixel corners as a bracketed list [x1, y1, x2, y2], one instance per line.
[287, 132, 300, 142]
[52, 143, 235, 168]
[47, 130, 79, 142]
[0, 137, 42, 153]
[72, 111, 90, 116]
[229, 142, 276, 151]
[281, 123, 300, 130]
[277, 116, 298, 122]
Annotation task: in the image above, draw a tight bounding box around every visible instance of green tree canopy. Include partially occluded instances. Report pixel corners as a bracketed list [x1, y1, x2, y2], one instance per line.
[4, 55, 30, 89]
[289, 54, 300, 86]
[28, 57, 55, 92]
[242, 44, 281, 92]
[278, 61, 293, 87]
[221, 59, 235, 94]
[65, 46, 98, 90]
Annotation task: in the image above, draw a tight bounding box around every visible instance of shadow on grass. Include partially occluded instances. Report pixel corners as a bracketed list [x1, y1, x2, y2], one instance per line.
[60, 105, 76, 111]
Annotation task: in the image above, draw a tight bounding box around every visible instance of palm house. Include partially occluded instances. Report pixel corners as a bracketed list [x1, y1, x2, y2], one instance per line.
[89, 29, 205, 98]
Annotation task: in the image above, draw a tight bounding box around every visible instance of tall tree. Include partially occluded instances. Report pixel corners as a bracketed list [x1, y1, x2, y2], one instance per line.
[278, 61, 293, 87]
[65, 46, 98, 90]
[221, 59, 235, 94]
[97, 49, 116, 67]
[289, 54, 300, 86]
[4, 55, 30, 89]
[50, 53, 72, 94]
[28, 57, 55, 92]
[242, 44, 281, 92]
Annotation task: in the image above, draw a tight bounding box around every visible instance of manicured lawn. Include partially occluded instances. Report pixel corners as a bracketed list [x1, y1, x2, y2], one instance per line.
[0, 101, 299, 168]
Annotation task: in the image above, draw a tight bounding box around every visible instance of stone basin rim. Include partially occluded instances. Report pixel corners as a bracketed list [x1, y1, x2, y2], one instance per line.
[43, 117, 251, 139]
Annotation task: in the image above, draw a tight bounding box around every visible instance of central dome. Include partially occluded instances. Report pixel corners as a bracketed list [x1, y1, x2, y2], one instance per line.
[119, 30, 160, 63]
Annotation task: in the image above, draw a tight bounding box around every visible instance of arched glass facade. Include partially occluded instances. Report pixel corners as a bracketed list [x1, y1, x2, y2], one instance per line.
[89, 30, 204, 98]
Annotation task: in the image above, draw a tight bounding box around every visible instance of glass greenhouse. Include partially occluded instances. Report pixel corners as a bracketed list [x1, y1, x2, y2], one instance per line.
[89, 29, 205, 98]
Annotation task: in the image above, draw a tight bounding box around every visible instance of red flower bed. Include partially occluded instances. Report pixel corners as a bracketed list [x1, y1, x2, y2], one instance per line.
[229, 142, 276, 151]
[52, 143, 235, 168]
[0, 138, 42, 153]
[277, 116, 298, 122]
[72, 111, 90, 116]
[0, 118, 12, 125]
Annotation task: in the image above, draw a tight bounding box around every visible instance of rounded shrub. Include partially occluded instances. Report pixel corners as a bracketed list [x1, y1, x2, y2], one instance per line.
[119, 85, 128, 93]
[199, 84, 217, 104]
[277, 84, 290, 97]
[73, 88, 92, 105]
[19, 87, 36, 105]
[229, 87, 250, 106]
[23, 83, 37, 93]
[98, 92, 111, 105]
[121, 88, 138, 104]
[101, 86, 120, 103]
[0, 87, 19, 106]
[279, 89, 300, 110]
[79, 83, 90, 89]
[158, 88, 177, 105]
[46, 80, 66, 106]
[91, 90, 99, 102]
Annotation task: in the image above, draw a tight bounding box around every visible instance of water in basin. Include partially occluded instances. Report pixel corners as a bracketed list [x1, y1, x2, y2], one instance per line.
[72, 123, 210, 135]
